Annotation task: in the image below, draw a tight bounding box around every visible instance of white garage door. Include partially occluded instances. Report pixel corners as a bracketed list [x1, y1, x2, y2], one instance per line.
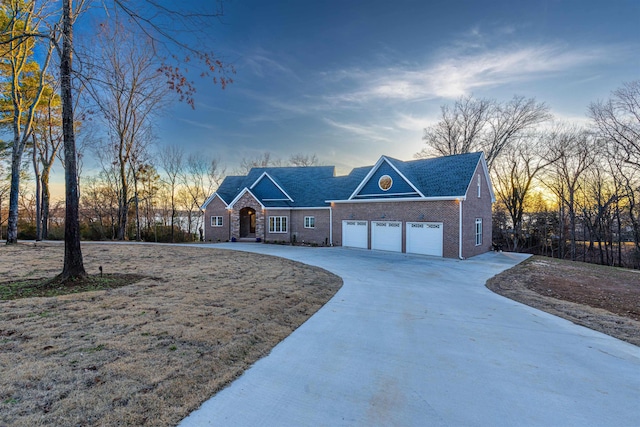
[342, 220, 368, 249]
[406, 222, 443, 257]
[371, 221, 402, 252]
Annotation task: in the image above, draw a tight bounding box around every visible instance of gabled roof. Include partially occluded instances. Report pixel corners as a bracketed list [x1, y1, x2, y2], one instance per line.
[204, 152, 492, 209]
[349, 156, 424, 199]
[201, 192, 227, 210]
[208, 166, 337, 209]
[228, 187, 265, 209]
[385, 152, 485, 198]
[250, 172, 294, 203]
[201, 175, 246, 210]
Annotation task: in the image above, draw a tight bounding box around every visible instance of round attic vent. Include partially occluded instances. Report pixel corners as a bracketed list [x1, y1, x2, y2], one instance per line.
[378, 175, 393, 191]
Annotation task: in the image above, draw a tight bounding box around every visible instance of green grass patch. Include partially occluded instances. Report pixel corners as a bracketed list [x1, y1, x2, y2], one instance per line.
[81, 344, 106, 353]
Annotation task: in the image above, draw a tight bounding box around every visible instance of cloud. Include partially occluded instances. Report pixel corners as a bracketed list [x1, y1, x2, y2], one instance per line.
[321, 42, 623, 105]
[177, 118, 217, 130]
[394, 113, 438, 132]
[241, 47, 301, 81]
[323, 118, 394, 142]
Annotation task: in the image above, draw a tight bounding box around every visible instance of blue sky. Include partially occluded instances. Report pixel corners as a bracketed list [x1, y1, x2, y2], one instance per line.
[101, 1, 640, 176]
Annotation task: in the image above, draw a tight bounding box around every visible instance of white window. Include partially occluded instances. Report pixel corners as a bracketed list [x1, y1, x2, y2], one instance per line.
[475, 218, 483, 246]
[477, 174, 481, 198]
[304, 216, 315, 228]
[269, 216, 288, 233]
[211, 216, 223, 227]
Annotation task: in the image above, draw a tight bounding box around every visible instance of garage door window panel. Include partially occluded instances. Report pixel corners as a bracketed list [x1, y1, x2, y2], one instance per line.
[342, 220, 368, 249]
[371, 221, 402, 252]
[406, 222, 443, 257]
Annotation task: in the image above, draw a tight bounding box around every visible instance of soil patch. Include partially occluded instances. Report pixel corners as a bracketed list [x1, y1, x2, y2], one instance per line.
[487, 255, 640, 347]
[0, 242, 342, 426]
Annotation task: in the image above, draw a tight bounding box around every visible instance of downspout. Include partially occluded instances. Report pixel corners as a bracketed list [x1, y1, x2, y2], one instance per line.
[329, 206, 333, 246]
[459, 199, 464, 260]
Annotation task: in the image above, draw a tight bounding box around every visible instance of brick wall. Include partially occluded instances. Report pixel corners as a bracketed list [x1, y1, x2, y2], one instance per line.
[332, 200, 461, 258]
[461, 163, 493, 258]
[257, 208, 332, 245]
[203, 197, 231, 242]
[290, 209, 332, 245]
[263, 209, 290, 242]
[231, 192, 265, 241]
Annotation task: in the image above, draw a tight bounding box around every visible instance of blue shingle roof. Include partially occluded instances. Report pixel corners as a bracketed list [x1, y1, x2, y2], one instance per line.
[215, 176, 246, 204]
[386, 152, 482, 198]
[207, 153, 485, 208]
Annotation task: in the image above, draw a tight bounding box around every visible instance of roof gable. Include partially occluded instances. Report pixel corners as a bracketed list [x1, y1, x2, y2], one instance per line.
[201, 192, 227, 210]
[228, 187, 265, 209]
[215, 176, 247, 205]
[463, 154, 495, 203]
[250, 172, 293, 202]
[350, 157, 422, 199]
[389, 152, 484, 198]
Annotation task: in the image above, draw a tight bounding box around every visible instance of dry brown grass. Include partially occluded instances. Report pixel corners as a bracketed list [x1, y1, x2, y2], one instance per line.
[487, 255, 640, 347]
[0, 242, 342, 426]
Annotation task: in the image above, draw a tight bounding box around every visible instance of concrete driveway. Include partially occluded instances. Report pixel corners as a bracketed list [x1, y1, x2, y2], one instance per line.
[180, 244, 640, 427]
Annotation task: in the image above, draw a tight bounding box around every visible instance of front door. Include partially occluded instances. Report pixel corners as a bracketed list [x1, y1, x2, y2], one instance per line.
[239, 207, 256, 237]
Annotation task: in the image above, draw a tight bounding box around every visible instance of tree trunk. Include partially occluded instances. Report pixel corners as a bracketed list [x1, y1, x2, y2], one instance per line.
[0, 194, 3, 240]
[568, 193, 577, 261]
[33, 141, 42, 241]
[60, 0, 86, 279]
[133, 176, 140, 241]
[117, 176, 128, 240]
[6, 139, 23, 244]
[170, 193, 175, 243]
[41, 170, 51, 239]
[616, 202, 622, 267]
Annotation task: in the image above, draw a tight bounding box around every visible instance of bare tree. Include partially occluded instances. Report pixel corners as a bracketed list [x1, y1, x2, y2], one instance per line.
[0, 151, 10, 239]
[31, 74, 62, 240]
[135, 163, 160, 241]
[179, 153, 225, 240]
[0, 0, 54, 244]
[81, 172, 119, 239]
[492, 134, 558, 251]
[289, 153, 319, 167]
[542, 126, 598, 260]
[416, 95, 551, 170]
[484, 95, 552, 169]
[85, 22, 168, 240]
[159, 145, 183, 243]
[589, 80, 640, 170]
[236, 151, 283, 175]
[416, 95, 492, 160]
[607, 152, 640, 266]
[579, 163, 617, 265]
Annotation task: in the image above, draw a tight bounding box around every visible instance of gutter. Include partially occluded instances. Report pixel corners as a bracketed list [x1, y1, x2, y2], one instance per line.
[327, 195, 464, 204]
[459, 199, 464, 260]
[329, 206, 333, 246]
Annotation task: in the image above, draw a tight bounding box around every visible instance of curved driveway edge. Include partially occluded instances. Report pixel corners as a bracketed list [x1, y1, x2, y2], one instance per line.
[180, 245, 640, 427]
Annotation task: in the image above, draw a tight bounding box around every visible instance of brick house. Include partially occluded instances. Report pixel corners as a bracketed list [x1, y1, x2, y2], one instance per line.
[202, 152, 494, 259]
